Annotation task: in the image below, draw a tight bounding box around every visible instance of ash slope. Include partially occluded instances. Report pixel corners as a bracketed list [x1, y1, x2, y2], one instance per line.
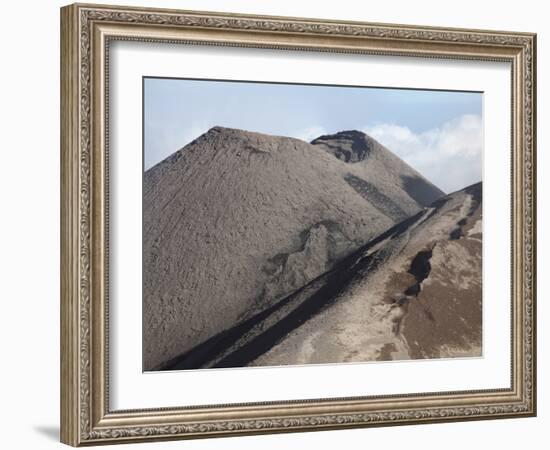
[311, 130, 444, 207]
[143, 126, 444, 370]
[249, 182, 482, 366]
[164, 182, 481, 370]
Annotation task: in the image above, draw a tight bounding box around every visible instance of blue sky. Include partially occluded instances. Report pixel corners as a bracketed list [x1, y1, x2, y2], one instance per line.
[144, 78, 482, 193]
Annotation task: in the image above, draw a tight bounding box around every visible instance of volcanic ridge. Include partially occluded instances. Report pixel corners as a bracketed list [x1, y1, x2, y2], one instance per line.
[143, 126, 480, 371]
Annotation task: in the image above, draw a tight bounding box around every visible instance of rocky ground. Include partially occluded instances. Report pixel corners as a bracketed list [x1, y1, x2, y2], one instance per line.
[162, 183, 482, 370]
[142, 126, 480, 371]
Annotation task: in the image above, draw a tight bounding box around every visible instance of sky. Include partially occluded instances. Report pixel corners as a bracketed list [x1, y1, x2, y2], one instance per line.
[144, 78, 483, 194]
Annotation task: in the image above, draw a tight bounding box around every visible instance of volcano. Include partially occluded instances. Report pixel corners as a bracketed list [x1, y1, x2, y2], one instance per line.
[143, 126, 448, 370]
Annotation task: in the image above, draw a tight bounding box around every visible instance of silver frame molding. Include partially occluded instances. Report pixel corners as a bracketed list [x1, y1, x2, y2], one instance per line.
[60, 3, 536, 446]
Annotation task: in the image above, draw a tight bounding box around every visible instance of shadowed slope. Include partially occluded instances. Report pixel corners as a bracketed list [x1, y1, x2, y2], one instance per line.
[249, 182, 482, 366]
[312, 130, 445, 206]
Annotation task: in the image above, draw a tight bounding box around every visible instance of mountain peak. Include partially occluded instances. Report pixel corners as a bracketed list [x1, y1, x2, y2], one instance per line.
[199, 126, 306, 147]
[322, 129, 368, 139]
[200, 125, 254, 140]
[205, 125, 242, 135]
[310, 130, 379, 163]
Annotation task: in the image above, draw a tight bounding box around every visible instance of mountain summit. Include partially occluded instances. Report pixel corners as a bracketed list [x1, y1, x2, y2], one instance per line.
[143, 126, 445, 370]
[311, 130, 445, 206]
[311, 130, 381, 163]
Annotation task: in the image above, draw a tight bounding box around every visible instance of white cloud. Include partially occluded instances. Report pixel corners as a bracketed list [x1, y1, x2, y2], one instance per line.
[292, 125, 327, 143]
[363, 114, 482, 194]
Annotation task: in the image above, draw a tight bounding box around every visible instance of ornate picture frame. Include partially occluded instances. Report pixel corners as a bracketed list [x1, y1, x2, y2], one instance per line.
[60, 3, 536, 446]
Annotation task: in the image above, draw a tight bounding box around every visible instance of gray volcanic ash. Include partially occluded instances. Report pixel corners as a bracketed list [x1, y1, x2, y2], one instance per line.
[143, 127, 444, 370]
[164, 183, 481, 369]
[244, 183, 482, 367]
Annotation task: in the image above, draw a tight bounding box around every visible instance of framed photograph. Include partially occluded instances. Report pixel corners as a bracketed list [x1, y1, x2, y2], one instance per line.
[60, 3, 537, 446]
